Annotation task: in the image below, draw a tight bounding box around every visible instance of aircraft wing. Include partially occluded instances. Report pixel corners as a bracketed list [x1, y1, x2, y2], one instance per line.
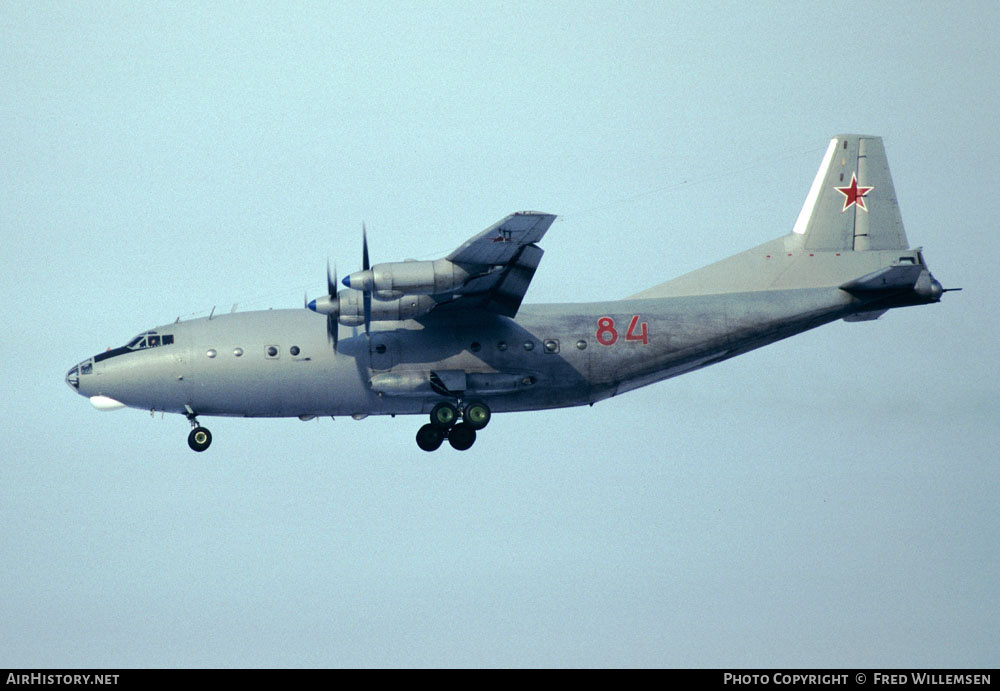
[447, 212, 556, 266]
[436, 211, 556, 318]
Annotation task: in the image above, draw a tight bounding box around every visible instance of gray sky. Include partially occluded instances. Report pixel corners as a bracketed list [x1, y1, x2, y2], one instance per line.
[2, 1, 997, 667]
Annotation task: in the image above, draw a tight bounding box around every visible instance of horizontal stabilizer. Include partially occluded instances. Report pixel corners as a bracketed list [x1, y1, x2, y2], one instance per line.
[840, 264, 922, 293]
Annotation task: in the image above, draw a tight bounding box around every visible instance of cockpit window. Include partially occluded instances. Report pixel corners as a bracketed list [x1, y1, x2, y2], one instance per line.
[125, 331, 174, 350]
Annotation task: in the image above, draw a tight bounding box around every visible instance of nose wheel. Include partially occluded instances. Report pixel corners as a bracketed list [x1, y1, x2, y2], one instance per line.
[185, 408, 212, 452]
[187, 426, 213, 452]
[416, 401, 490, 452]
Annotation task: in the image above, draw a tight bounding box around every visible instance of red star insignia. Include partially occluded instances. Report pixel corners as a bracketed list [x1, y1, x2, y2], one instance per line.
[834, 173, 874, 212]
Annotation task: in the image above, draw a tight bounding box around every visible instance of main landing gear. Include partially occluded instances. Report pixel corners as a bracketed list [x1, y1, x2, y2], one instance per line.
[185, 410, 212, 452]
[416, 401, 492, 452]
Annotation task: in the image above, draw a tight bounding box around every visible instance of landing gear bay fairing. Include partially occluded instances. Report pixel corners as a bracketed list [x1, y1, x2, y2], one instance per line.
[67, 135, 951, 452]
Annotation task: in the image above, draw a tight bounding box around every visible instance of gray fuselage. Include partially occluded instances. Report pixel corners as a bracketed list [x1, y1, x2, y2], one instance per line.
[68, 283, 894, 420]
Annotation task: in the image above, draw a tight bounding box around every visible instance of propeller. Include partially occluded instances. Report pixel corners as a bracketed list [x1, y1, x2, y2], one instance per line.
[326, 261, 338, 350]
[306, 261, 340, 352]
[339, 222, 373, 335]
[307, 223, 372, 350]
[361, 223, 371, 336]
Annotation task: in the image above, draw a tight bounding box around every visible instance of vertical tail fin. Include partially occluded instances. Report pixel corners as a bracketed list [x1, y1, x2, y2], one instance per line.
[792, 135, 908, 251]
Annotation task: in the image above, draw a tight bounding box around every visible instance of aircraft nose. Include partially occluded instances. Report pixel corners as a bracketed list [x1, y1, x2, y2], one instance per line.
[66, 359, 94, 395]
[66, 364, 81, 392]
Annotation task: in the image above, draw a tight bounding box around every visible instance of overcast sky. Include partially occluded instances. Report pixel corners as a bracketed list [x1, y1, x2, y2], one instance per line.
[2, 1, 997, 668]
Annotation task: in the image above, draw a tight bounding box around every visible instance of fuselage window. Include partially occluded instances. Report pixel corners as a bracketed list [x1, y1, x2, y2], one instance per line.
[266, 346, 279, 358]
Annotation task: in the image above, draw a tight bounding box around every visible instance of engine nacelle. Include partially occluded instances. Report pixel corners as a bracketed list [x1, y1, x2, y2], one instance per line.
[342, 259, 471, 301]
[369, 370, 538, 397]
[308, 291, 437, 325]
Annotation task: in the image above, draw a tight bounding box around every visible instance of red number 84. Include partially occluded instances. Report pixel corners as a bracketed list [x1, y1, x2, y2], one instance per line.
[596, 315, 648, 346]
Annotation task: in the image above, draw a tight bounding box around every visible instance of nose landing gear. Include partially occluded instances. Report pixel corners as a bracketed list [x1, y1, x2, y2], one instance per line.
[187, 426, 213, 452]
[415, 400, 491, 452]
[185, 408, 212, 452]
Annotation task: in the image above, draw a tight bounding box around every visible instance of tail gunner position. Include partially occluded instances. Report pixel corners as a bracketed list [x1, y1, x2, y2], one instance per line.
[67, 135, 953, 452]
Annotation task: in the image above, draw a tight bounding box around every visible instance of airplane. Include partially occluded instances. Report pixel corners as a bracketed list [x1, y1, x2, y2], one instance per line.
[66, 134, 953, 452]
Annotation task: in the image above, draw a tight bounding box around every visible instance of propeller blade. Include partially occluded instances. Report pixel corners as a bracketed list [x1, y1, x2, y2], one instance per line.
[361, 224, 371, 335]
[323, 260, 339, 351]
[363, 290, 371, 336]
[362, 222, 369, 271]
[327, 313, 338, 351]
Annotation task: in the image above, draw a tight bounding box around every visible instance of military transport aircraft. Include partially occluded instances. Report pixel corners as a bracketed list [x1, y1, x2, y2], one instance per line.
[66, 134, 951, 452]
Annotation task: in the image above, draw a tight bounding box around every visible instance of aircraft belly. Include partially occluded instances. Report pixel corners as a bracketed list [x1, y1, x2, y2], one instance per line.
[186, 356, 376, 417]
